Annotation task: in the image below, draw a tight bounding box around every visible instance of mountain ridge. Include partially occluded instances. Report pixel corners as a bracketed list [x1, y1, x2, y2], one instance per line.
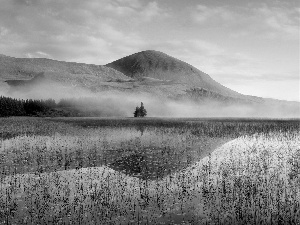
[0, 54, 132, 82]
[0, 51, 298, 106]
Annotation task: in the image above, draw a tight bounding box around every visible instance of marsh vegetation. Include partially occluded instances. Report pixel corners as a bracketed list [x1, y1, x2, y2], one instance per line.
[0, 117, 299, 224]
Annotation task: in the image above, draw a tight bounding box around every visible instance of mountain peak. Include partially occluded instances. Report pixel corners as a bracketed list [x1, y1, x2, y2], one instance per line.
[138, 49, 165, 54]
[106, 50, 196, 79]
[106, 50, 241, 98]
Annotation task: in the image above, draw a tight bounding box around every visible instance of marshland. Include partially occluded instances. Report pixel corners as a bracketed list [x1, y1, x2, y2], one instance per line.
[0, 117, 299, 224]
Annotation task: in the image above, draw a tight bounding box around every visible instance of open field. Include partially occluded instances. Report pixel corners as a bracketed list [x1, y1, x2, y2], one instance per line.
[0, 117, 300, 224]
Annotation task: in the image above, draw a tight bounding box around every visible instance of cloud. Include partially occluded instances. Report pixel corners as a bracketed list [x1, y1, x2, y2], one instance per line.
[191, 3, 299, 39]
[149, 38, 250, 76]
[102, 1, 137, 17]
[114, 0, 142, 9]
[192, 5, 235, 24]
[0, 26, 8, 37]
[141, 2, 166, 22]
[26, 51, 52, 58]
[0, 0, 167, 63]
[256, 5, 299, 39]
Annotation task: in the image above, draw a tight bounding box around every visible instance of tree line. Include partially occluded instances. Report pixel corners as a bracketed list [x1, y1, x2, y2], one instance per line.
[0, 96, 148, 117]
[0, 96, 97, 117]
[0, 96, 61, 117]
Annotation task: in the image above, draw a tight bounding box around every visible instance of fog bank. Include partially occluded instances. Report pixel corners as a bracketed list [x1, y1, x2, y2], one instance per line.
[1, 80, 299, 118]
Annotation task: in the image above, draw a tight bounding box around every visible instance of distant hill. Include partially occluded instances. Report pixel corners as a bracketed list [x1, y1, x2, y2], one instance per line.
[0, 51, 299, 117]
[0, 54, 132, 89]
[106, 50, 243, 99]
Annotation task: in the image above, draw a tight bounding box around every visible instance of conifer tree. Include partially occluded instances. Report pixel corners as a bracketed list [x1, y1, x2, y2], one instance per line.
[133, 102, 147, 117]
[139, 102, 147, 117]
[134, 106, 140, 117]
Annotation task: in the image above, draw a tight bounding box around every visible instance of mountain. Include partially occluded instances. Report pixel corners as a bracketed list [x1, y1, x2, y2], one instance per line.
[106, 50, 243, 98]
[1, 51, 249, 99]
[0, 54, 130, 81]
[0, 54, 132, 91]
[0, 51, 299, 117]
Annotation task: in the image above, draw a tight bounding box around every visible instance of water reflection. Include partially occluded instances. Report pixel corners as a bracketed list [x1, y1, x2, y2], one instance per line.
[0, 126, 233, 179]
[107, 138, 230, 180]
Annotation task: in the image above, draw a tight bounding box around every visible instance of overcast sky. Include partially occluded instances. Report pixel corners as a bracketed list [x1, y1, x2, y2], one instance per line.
[0, 0, 299, 101]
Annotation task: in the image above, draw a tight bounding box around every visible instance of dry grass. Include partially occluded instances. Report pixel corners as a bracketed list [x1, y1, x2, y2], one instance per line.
[0, 117, 299, 224]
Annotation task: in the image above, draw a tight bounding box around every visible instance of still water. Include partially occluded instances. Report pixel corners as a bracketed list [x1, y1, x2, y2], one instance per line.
[0, 126, 232, 179]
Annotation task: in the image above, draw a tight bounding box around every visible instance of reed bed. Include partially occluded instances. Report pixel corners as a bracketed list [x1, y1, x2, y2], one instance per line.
[0, 117, 299, 224]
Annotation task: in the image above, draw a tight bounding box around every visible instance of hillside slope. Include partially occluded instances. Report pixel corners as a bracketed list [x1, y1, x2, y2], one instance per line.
[0, 54, 131, 83]
[106, 50, 244, 98]
[1, 51, 298, 107]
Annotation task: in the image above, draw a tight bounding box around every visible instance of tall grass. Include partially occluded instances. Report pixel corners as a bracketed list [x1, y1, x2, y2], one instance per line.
[0, 117, 299, 224]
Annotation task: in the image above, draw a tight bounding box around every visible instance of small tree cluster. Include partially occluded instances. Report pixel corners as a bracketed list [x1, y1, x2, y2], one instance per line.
[133, 102, 147, 117]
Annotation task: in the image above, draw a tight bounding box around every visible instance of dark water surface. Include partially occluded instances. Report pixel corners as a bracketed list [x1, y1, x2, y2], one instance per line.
[1, 117, 299, 179]
[1, 127, 231, 180]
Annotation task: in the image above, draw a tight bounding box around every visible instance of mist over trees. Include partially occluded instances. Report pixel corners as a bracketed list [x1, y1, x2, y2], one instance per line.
[0, 96, 86, 117]
[0, 96, 139, 117]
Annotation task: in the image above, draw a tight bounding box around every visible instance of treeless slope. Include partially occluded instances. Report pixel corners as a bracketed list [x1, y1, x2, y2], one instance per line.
[0, 54, 131, 82]
[105, 50, 243, 98]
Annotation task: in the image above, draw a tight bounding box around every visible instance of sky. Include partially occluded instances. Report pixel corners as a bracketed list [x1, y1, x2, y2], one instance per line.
[0, 0, 299, 101]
